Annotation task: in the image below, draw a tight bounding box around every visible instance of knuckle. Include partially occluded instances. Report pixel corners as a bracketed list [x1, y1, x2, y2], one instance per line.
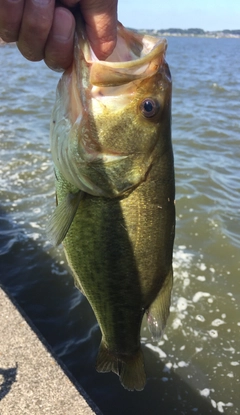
[17, 41, 44, 61]
[0, 27, 19, 43]
[26, 16, 51, 37]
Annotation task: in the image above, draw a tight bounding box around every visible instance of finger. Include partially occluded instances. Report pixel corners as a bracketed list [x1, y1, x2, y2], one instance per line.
[59, 0, 79, 6]
[0, 0, 24, 42]
[17, 0, 55, 62]
[80, 0, 118, 60]
[44, 7, 75, 71]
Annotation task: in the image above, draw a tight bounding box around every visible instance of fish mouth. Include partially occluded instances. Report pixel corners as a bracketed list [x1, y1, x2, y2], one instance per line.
[51, 16, 171, 198]
[75, 18, 168, 87]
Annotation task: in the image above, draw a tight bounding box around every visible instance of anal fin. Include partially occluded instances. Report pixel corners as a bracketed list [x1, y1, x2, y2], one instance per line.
[146, 268, 173, 341]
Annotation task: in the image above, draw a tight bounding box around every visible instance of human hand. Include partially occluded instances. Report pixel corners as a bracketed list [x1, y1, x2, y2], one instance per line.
[0, 0, 118, 71]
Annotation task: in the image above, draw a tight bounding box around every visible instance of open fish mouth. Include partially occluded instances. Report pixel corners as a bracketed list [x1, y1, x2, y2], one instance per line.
[76, 19, 168, 86]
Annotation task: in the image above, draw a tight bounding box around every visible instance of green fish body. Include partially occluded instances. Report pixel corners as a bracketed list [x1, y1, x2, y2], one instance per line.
[49, 16, 175, 391]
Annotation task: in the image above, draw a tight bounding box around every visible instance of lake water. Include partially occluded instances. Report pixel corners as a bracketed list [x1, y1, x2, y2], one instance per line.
[0, 36, 239, 414]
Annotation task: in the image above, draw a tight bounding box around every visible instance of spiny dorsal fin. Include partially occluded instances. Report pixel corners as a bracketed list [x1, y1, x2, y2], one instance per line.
[146, 268, 173, 341]
[47, 191, 83, 246]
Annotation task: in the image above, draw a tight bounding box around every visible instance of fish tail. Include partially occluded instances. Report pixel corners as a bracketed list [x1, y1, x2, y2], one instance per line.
[96, 341, 146, 391]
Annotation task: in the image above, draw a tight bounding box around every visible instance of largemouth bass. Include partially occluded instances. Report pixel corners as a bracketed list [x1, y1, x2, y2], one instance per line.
[49, 15, 175, 391]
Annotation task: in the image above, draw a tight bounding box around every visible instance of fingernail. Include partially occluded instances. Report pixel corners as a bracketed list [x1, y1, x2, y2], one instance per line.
[53, 9, 74, 42]
[32, 0, 52, 6]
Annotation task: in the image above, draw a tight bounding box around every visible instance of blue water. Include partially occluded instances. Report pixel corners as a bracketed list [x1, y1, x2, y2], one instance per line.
[0, 36, 239, 414]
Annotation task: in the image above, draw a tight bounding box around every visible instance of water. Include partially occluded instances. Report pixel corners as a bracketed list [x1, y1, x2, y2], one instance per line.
[0, 37, 239, 414]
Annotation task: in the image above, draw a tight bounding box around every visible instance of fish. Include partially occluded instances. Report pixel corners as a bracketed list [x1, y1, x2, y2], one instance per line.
[48, 14, 175, 391]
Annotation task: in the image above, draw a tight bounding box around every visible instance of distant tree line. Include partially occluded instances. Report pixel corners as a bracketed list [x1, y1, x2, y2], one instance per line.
[222, 29, 240, 35]
[158, 28, 205, 35]
[142, 28, 240, 36]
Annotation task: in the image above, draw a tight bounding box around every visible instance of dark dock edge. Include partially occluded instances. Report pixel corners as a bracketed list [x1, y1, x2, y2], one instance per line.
[0, 284, 102, 415]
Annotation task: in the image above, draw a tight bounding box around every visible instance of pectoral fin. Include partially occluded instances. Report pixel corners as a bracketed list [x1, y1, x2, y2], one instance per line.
[146, 268, 173, 341]
[47, 191, 83, 246]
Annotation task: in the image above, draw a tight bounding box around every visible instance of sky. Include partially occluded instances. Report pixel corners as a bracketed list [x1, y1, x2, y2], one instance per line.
[118, 0, 240, 31]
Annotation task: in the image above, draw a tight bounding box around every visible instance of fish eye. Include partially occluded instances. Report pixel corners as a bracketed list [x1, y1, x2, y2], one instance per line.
[140, 98, 160, 118]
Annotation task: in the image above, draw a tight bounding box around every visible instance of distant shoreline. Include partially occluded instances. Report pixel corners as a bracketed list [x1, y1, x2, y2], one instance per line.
[138, 28, 240, 38]
[1, 28, 240, 46]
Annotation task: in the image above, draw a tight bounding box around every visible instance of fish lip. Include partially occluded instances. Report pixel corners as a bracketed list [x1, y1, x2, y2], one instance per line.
[89, 45, 167, 86]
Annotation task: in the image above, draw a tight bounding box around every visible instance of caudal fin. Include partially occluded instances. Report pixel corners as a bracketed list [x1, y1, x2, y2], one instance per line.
[96, 341, 146, 391]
